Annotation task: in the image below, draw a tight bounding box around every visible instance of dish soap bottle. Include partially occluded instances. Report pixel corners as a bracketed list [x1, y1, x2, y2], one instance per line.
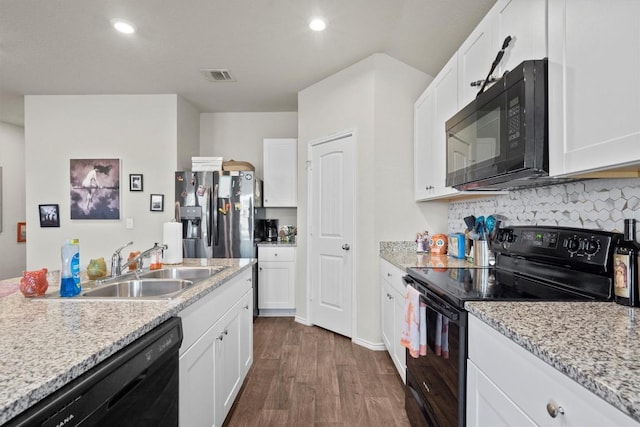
[614, 219, 640, 306]
[60, 238, 81, 297]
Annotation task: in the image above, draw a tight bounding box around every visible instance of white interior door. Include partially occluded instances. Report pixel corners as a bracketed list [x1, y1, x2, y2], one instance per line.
[308, 131, 355, 338]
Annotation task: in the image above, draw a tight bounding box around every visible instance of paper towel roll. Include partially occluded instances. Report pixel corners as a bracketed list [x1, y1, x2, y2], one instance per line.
[163, 221, 183, 264]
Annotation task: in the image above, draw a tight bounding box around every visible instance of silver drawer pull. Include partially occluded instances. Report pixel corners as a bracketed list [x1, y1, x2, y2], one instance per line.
[546, 400, 564, 418]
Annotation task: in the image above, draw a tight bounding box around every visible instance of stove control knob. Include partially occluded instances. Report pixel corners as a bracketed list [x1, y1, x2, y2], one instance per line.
[566, 237, 581, 253]
[585, 239, 601, 255]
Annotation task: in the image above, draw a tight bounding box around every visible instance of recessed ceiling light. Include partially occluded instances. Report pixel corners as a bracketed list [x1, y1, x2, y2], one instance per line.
[309, 18, 326, 32]
[111, 19, 135, 34]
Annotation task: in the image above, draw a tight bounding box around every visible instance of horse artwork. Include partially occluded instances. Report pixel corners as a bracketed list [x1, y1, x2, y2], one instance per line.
[70, 158, 120, 219]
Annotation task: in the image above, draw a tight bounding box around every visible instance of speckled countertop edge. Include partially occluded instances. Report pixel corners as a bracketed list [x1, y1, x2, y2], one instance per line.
[466, 301, 640, 423]
[0, 258, 254, 425]
[257, 241, 297, 247]
[379, 240, 472, 271]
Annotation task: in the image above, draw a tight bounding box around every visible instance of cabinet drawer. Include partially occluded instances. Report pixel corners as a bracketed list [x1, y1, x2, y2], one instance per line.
[258, 246, 296, 262]
[380, 258, 406, 295]
[468, 315, 637, 426]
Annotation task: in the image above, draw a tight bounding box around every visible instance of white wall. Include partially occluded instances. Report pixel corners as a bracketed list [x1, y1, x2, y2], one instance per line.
[200, 112, 298, 181]
[24, 94, 197, 271]
[298, 53, 443, 345]
[177, 96, 201, 171]
[0, 122, 26, 279]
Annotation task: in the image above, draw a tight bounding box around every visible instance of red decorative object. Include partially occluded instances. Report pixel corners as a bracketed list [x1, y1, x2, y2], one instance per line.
[20, 268, 49, 297]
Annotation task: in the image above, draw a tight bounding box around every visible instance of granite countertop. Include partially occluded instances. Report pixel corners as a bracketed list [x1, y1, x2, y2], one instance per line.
[379, 241, 472, 271]
[257, 241, 297, 247]
[0, 258, 255, 425]
[466, 301, 640, 423]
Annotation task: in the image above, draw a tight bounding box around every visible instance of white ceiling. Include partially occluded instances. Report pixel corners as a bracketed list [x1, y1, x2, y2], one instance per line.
[0, 0, 495, 127]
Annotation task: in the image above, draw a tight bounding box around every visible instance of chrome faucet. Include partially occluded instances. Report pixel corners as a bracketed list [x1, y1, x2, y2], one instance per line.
[111, 242, 168, 278]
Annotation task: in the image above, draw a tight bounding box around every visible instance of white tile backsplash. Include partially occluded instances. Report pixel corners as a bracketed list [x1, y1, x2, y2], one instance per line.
[448, 178, 640, 236]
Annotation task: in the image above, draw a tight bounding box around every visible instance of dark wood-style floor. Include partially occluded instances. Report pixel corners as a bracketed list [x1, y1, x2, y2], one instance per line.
[225, 317, 410, 426]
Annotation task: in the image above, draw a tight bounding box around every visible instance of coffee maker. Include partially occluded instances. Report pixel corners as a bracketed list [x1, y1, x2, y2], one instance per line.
[255, 219, 279, 242]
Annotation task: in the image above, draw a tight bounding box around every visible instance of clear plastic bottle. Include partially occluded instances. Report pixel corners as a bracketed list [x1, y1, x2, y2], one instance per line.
[60, 238, 81, 297]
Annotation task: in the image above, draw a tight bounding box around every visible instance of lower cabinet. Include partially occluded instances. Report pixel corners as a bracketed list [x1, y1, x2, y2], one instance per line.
[467, 314, 638, 427]
[179, 268, 253, 427]
[258, 246, 296, 313]
[380, 258, 406, 383]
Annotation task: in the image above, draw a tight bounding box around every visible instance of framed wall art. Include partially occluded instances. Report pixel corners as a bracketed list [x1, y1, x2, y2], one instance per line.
[70, 158, 120, 220]
[129, 174, 143, 192]
[150, 194, 164, 212]
[39, 204, 60, 227]
[17, 222, 26, 242]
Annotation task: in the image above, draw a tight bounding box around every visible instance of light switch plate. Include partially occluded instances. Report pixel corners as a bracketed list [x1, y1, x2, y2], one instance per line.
[125, 218, 134, 229]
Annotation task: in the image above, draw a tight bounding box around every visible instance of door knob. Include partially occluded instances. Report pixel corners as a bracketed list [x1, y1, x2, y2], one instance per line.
[342, 244, 350, 251]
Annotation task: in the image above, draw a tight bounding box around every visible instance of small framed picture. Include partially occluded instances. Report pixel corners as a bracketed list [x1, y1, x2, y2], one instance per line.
[39, 204, 60, 227]
[17, 222, 26, 243]
[129, 174, 143, 192]
[150, 194, 164, 212]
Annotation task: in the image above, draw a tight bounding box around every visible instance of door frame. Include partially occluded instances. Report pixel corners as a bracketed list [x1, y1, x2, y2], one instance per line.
[306, 129, 358, 338]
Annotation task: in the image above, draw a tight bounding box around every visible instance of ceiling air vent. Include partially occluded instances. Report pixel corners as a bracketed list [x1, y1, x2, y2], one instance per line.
[201, 69, 236, 82]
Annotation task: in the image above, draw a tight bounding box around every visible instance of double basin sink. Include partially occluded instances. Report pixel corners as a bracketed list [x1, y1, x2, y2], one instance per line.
[80, 266, 226, 300]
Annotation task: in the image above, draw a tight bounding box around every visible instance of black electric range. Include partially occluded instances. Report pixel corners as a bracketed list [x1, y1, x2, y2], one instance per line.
[403, 226, 622, 427]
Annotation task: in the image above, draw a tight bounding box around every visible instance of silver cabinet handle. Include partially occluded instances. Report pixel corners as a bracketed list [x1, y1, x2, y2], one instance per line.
[243, 304, 249, 310]
[387, 273, 392, 277]
[546, 400, 564, 418]
[342, 244, 350, 251]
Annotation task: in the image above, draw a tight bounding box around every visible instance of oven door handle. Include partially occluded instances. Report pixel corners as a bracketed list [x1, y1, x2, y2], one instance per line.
[403, 275, 460, 321]
[425, 299, 460, 321]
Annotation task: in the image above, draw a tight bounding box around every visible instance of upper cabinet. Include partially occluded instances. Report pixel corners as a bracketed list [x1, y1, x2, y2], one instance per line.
[548, 0, 640, 177]
[458, 0, 547, 108]
[263, 138, 298, 207]
[458, 11, 497, 107]
[414, 54, 462, 201]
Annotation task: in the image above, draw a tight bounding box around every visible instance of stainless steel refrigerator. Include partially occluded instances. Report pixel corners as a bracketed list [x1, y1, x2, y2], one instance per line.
[175, 170, 262, 317]
[175, 170, 262, 259]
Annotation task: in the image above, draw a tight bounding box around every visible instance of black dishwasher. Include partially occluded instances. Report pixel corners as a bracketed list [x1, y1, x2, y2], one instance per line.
[5, 317, 183, 427]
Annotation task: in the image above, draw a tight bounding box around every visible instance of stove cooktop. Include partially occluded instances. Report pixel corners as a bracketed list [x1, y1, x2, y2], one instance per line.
[406, 226, 623, 308]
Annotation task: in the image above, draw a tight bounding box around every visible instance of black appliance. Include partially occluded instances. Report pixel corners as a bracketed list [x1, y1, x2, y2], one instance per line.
[445, 59, 569, 191]
[403, 226, 622, 427]
[255, 218, 279, 242]
[5, 317, 183, 427]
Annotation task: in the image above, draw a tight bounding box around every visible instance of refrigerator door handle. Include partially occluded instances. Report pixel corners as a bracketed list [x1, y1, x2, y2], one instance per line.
[207, 186, 213, 247]
[212, 183, 219, 246]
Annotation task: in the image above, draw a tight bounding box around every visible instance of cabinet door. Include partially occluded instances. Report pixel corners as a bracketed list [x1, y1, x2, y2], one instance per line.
[494, 0, 547, 75]
[381, 280, 395, 352]
[391, 287, 407, 383]
[214, 302, 243, 427]
[263, 138, 298, 207]
[549, 0, 640, 176]
[414, 86, 436, 201]
[179, 329, 216, 427]
[432, 54, 463, 198]
[458, 10, 497, 107]
[239, 289, 253, 378]
[467, 360, 536, 427]
[258, 261, 295, 309]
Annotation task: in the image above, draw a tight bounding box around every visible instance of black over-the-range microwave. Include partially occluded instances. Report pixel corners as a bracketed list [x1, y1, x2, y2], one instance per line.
[445, 58, 565, 191]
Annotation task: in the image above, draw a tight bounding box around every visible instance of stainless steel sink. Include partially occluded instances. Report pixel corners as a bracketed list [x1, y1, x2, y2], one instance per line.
[81, 279, 194, 299]
[138, 266, 226, 280]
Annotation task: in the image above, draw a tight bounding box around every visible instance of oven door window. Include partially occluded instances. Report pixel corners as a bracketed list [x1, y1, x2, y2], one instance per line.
[407, 307, 461, 427]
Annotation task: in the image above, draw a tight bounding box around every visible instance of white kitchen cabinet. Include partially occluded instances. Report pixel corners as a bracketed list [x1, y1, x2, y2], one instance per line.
[468, 314, 639, 427]
[263, 138, 298, 207]
[258, 246, 296, 313]
[380, 258, 406, 383]
[179, 268, 253, 427]
[458, 0, 547, 107]
[414, 53, 461, 201]
[494, 0, 547, 76]
[457, 10, 497, 107]
[548, 0, 640, 177]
